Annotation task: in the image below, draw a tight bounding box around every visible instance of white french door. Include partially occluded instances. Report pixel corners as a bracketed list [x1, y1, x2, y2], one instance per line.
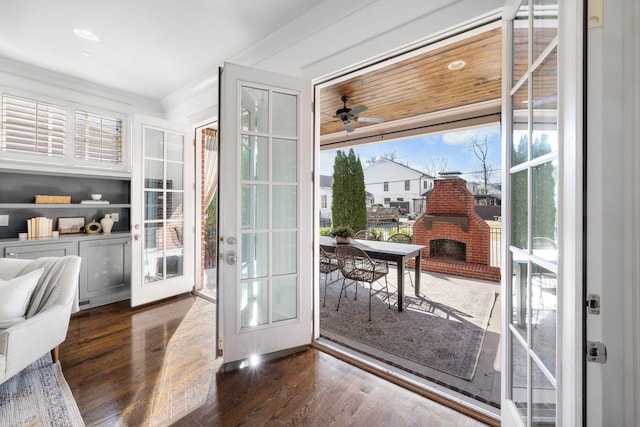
[501, 0, 583, 425]
[218, 62, 313, 365]
[131, 114, 195, 307]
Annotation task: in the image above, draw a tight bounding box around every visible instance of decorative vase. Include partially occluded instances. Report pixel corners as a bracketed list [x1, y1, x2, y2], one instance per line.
[85, 219, 102, 234]
[335, 236, 351, 244]
[100, 214, 114, 234]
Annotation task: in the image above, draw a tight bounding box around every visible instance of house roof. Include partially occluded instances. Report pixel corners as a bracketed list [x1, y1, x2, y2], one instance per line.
[364, 158, 434, 179]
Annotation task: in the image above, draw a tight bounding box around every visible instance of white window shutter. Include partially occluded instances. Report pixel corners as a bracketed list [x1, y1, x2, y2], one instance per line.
[74, 110, 123, 164]
[1, 94, 66, 157]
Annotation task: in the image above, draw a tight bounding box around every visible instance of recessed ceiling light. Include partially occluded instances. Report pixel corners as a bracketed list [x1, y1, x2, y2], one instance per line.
[73, 28, 100, 42]
[447, 60, 466, 70]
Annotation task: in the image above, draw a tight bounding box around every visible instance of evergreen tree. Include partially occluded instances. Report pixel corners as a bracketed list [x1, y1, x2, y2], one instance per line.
[331, 149, 367, 232]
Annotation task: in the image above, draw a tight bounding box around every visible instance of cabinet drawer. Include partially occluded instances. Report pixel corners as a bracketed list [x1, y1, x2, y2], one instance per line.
[4, 241, 77, 259]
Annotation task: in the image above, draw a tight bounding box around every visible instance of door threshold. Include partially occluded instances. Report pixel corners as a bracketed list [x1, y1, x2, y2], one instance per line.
[192, 289, 217, 304]
[313, 338, 500, 426]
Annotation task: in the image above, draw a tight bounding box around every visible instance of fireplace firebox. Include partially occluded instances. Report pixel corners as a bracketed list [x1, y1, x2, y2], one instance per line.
[430, 239, 466, 262]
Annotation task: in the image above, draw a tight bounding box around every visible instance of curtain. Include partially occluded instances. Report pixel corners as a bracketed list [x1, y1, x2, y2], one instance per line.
[203, 128, 218, 210]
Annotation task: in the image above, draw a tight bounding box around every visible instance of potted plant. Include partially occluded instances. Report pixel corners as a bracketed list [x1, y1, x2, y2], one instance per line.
[329, 225, 354, 244]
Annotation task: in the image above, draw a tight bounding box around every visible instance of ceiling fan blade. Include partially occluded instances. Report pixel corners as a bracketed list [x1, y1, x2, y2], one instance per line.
[348, 104, 368, 117]
[355, 116, 385, 123]
[344, 121, 355, 133]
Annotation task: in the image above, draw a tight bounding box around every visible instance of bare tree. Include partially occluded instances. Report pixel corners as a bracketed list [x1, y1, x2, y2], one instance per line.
[424, 157, 449, 177]
[362, 155, 377, 166]
[382, 151, 399, 161]
[469, 135, 495, 194]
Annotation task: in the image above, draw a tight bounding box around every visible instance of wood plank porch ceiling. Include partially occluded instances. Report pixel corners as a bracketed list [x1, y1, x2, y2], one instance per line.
[319, 27, 502, 137]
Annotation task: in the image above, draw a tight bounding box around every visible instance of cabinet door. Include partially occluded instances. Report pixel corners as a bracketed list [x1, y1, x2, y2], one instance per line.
[78, 237, 131, 309]
[4, 241, 77, 259]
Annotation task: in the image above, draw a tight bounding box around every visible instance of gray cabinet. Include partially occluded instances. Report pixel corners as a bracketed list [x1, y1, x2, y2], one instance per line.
[0, 233, 131, 310]
[78, 236, 131, 309]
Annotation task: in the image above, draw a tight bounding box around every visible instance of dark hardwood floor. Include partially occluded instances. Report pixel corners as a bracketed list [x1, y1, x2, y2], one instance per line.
[60, 294, 489, 426]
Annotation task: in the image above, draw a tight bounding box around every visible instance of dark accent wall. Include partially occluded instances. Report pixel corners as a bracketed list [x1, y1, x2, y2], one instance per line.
[0, 171, 131, 238]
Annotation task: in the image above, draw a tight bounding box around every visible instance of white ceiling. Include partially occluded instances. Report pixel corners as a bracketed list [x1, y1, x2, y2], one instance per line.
[0, 0, 319, 101]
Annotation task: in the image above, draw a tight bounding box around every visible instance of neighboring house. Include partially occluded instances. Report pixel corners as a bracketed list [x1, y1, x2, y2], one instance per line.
[364, 158, 434, 215]
[466, 181, 502, 206]
[318, 174, 374, 226]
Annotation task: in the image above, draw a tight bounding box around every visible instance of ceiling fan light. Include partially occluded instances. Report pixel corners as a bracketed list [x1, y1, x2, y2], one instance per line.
[447, 60, 466, 70]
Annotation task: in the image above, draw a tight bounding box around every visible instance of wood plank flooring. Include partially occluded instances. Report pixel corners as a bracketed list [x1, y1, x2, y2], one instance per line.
[60, 294, 490, 426]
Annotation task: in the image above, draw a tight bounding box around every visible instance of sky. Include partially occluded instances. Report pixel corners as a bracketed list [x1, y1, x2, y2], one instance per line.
[319, 124, 502, 183]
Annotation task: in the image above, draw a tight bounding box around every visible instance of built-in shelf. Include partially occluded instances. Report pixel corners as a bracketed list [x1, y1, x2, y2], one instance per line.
[0, 203, 131, 209]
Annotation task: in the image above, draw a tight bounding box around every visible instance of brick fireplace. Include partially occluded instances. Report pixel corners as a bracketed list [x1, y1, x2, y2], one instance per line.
[412, 176, 500, 283]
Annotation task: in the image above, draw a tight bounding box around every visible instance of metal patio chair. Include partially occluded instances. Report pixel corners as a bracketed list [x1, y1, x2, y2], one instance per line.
[354, 229, 377, 241]
[320, 246, 340, 307]
[387, 233, 414, 287]
[334, 245, 391, 321]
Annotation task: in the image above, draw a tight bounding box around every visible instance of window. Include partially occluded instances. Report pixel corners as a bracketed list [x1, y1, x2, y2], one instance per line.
[75, 110, 123, 164]
[405, 180, 410, 190]
[321, 194, 327, 209]
[383, 181, 388, 191]
[1, 92, 128, 173]
[423, 181, 428, 189]
[397, 197, 404, 201]
[1, 94, 66, 158]
[383, 198, 390, 203]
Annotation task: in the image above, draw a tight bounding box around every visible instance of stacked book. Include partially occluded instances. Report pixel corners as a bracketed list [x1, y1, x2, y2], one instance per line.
[27, 216, 53, 238]
[80, 199, 110, 204]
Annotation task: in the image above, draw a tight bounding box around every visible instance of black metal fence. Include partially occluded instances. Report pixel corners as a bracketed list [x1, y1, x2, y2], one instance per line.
[365, 221, 414, 241]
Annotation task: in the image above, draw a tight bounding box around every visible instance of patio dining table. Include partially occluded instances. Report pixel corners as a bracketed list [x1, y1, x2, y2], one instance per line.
[319, 235, 425, 312]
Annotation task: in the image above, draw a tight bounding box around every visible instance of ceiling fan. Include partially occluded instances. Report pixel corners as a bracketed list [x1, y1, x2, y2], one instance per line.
[333, 95, 384, 133]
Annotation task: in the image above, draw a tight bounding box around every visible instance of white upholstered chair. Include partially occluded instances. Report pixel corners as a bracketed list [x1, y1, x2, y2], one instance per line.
[0, 256, 82, 385]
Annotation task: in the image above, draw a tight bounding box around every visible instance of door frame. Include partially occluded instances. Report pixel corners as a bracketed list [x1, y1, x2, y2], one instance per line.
[194, 118, 218, 293]
[311, 11, 505, 424]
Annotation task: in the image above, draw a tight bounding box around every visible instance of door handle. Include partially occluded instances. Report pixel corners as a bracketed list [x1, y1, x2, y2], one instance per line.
[134, 234, 141, 242]
[226, 251, 237, 265]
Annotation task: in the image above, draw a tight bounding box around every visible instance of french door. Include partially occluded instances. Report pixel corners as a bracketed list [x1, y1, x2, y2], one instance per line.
[218, 62, 313, 365]
[131, 114, 195, 306]
[501, 0, 583, 425]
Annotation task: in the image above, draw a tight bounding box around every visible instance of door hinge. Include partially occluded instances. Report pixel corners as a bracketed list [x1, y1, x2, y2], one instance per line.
[587, 341, 607, 363]
[217, 338, 223, 357]
[586, 293, 600, 314]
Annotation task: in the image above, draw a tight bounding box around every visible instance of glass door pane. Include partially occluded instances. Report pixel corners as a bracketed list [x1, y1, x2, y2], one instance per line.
[239, 85, 299, 330]
[143, 126, 185, 284]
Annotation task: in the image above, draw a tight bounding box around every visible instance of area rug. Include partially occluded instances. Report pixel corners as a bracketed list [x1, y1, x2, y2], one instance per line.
[0, 354, 85, 427]
[320, 276, 497, 380]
